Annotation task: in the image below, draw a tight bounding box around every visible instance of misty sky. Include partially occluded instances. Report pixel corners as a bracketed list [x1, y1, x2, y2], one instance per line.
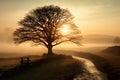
[0, 0, 120, 53]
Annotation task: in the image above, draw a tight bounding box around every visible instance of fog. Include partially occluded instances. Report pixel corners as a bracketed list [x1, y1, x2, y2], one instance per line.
[0, 34, 115, 58]
[0, 28, 118, 58]
[0, 0, 120, 58]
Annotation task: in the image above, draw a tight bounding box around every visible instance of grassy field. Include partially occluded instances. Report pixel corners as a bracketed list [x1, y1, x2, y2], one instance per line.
[54, 46, 120, 80]
[96, 52, 120, 80]
[55, 46, 120, 80]
[0, 55, 41, 70]
[0, 54, 86, 80]
[0, 46, 120, 80]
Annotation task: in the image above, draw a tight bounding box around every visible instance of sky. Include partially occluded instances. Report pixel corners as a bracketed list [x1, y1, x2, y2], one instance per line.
[0, 0, 120, 54]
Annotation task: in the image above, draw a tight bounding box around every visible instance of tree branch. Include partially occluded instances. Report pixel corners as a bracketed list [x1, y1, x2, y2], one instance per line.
[52, 40, 70, 46]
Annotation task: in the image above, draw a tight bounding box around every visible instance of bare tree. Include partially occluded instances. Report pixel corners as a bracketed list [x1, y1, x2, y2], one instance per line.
[113, 37, 120, 46]
[13, 5, 81, 55]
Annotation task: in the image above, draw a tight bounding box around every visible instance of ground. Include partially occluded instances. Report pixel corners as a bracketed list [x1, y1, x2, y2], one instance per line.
[55, 46, 120, 80]
[0, 54, 86, 80]
[0, 46, 120, 80]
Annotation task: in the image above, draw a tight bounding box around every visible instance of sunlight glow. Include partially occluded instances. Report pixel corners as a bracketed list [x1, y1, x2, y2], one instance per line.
[60, 24, 71, 35]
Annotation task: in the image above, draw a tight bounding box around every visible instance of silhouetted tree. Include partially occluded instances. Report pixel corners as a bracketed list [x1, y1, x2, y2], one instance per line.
[113, 37, 120, 46]
[13, 5, 81, 55]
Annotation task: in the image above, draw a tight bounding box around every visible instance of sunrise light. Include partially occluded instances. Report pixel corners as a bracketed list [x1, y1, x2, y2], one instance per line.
[60, 24, 71, 35]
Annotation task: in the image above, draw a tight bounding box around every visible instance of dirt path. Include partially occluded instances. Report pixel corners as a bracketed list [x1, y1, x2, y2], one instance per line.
[73, 56, 108, 80]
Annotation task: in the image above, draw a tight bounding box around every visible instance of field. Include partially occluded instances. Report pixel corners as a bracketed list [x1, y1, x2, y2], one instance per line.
[0, 54, 85, 80]
[55, 46, 120, 80]
[0, 55, 41, 70]
[0, 46, 120, 80]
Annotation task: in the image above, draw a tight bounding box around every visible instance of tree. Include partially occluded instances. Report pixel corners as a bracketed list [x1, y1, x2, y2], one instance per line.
[113, 37, 120, 46]
[13, 5, 81, 55]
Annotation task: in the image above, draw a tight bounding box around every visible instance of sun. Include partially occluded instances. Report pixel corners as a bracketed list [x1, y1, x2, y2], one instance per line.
[60, 24, 71, 35]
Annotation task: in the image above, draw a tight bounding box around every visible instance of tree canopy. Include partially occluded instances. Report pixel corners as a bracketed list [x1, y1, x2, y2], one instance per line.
[13, 5, 81, 54]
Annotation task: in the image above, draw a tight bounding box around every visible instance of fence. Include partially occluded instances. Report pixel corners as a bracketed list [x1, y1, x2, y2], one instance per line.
[20, 57, 31, 65]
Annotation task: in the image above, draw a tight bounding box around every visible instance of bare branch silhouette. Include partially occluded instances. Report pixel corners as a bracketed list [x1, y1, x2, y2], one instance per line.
[13, 5, 82, 54]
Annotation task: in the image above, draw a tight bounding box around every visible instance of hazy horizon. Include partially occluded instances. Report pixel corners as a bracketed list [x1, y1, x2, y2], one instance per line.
[0, 0, 120, 54]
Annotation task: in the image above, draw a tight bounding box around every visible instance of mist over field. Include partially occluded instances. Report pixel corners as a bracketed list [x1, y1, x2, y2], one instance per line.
[0, 34, 117, 58]
[0, 0, 120, 57]
[0, 0, 120, 80]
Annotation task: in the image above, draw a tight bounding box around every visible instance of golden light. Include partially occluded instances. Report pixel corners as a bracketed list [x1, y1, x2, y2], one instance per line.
[60, 24, 71, 35]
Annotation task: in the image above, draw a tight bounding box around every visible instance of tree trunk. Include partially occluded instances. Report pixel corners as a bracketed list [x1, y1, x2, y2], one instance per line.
[47, 45, 53, 55]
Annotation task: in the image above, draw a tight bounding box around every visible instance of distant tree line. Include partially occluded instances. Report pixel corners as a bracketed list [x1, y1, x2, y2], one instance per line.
[113, 37, 120, 46]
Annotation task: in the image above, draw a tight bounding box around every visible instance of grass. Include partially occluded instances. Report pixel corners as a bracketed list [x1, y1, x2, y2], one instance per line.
[102, 46, 120, 55]
[0, 54, 86, 80]
[66, 50, 120, 80]
[0, 55, 41, 70]
[97, 52, 120, 80]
